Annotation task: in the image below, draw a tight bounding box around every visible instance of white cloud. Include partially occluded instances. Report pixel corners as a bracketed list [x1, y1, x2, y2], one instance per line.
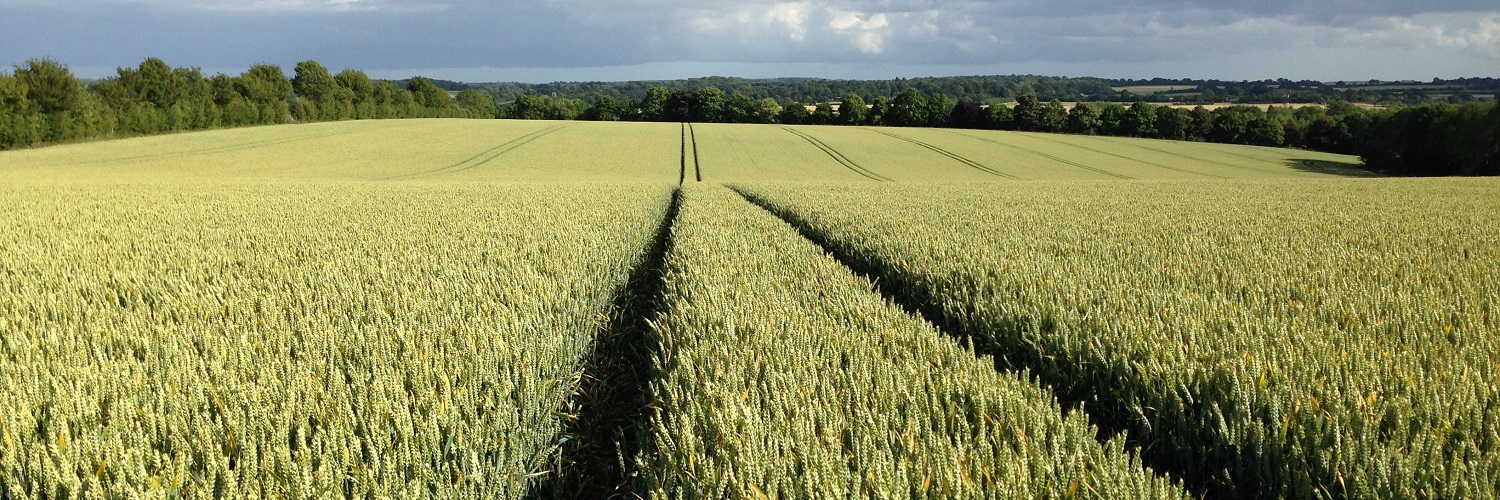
[768, 2, 810, 41]
[1335, 13, 1500, 56]
[829, 10, 890, 54]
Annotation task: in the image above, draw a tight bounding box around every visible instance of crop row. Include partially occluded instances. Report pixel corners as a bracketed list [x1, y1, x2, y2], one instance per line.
[736, 179, 1500, 497]
[0, 183, 674, 497]
[634, 186, 1183, 497]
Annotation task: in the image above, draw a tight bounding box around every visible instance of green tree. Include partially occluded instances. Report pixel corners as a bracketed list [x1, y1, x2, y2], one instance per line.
[407, 77, 450, 108]
[725, 91, 757, 123]
[754, 97, 781, 124]
[777, 100, 810, 124]
[1211, 108, 1253, 143]
[0, 71, 29, 114]
[14, 58, 82, 114]
[509, 94, 548, 120]
[0, 71, 32, 148]
[696, 86, 726, 122]
[887, 88, 927, 127]
[838, 93, 867, 125]
[986, 103, 1016, 130]
[237, 64, 291, 124]
[1187, 106, 1214, 141]
[1154, 106, 1191, 140]
[238, 64, 291, 104]
[1122, 101, 1157, 137]
[372, 81, 399, 105]
[1245, 117, 1285, 146]
[334, 69, 374, 105]
[810, 102, 836, 125]
[1013, 94, 1042, 131]
[455, 89, 495, 117]
[583, 95, 621, 121]
[292, 60, 338, 103]
[1039, 100, 1068, 132]
[1097, 103, 1128, 136]
[869, 95, 890, 126]
[926, 93, 956, 127]
[290, 61, 342, 121]
[1068, 102, 1102, 134]
[507, 94, 582, 120]
[638, 86, 668, 121]
[119, 57, 188, 110]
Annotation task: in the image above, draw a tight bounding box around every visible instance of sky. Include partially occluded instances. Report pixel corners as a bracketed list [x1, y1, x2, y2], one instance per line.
[2, 0, 1497, 83]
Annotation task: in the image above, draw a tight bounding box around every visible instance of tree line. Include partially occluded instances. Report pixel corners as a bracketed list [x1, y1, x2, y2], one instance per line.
[1111, 77, 1500, 105]
[0, 58, 495, 149]
[504, 86, 1496, 176]
[3, 58, 1494, 176]
[481, 75, 1116, 109]
[479, 75, 1498, 109]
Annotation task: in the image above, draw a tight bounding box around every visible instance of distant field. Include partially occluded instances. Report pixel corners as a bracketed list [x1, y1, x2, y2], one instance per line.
[1, 118, 1366, 183]
[1112, 85, 1199, 93]
[6, 119, 1496, 498]
[0, 119, 681, 183]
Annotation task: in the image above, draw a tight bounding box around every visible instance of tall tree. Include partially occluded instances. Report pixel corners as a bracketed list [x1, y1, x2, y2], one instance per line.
[1154, 106, 1191, 140]
[888, 88, 927, 127]
[810, 102, 836, 125]
[583, 95, 621, 121]
[334, 69, 374, 105]
[1122, 101, 1157, 137]
[1013, 94, 1042, 131]
[838, 93, 867, 125]
[695, 86, 726, 122]
[638, 86, 669, 121]
[949, 99, 985, 129]
[292, 60, 338, 104]
[408, 77, 450, 108]
[1039, 100, 1068, 132]
[868, 95, 890, 126]
[14, 58, 82, 114]
[987, 103, 1016, 130]
[124, 57, 188, 110]
[665, 89, 697, 122]
[777, 100, 810, 124]
[754, 98, 782, 124]
[1068, 102, 1102, 134]
[0, 71, 29, 114]
[0, 71, 31, 148]
[725, 91, 757, 123]
[1187, 106, 1214, 141]
[237, 64, 291, 105]
[926, 93, 956, 127]
[455, 89, 495, 117]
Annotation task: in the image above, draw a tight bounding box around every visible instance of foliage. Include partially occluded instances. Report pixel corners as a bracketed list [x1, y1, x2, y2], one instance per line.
[407, 77, 451, 109]
[1361, 101, 1500, 176]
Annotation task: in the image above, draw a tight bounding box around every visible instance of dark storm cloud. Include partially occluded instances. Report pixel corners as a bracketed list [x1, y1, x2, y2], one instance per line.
[1, 0, 1495, 80]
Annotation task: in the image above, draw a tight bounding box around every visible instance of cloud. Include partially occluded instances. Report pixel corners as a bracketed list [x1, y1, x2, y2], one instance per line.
[1, 0, 1496, 80]
[187, 0, 448, 13]
[1335, 13, 1500, 55]
[828, 10, 890, 53]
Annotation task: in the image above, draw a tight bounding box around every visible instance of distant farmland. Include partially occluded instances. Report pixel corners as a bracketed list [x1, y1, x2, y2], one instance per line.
[3, 119, 1496, 498]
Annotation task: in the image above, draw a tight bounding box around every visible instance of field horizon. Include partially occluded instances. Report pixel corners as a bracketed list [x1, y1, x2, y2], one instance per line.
[5, 119, 1497, 498]
[0, 118, 1372, 184]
